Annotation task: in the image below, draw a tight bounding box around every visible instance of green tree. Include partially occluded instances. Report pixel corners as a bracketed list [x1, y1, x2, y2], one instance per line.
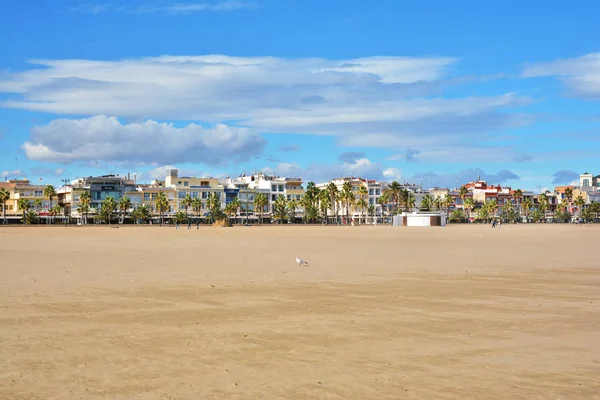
[325, 182, 339, 224]
[287, 198, 298, 223]
[102, 196, 117, 224]
[155, 192, 169, 225]
[318, 190, 331, 225]
[18, 198, 31, 225]
[191, 197, 203, 227]
[272, 195, 289, 223]
[254, 193, 268, 225]
[521, 198, 533, 223]
[574, 195, 585, 219]
[458, 185, 468, 213]
[368, 204, 375, 224]
[513, 189, 523, 219]
[383, 181, 402, 216]
[531, 209, 543, 223]
[0, 187, 10, 225]
[79, 190, 91, 225]
[118, 196, 132, 224]
[420, 193, 433, 211]
[377, 196, 387, 224]
[463, 198, 475, 223]
[174, 211, 187, 224]
[448, 209, 464, 223]
[181, 194, 193, 224]
[207, 192, 226, 223]
[44, 185, 57, 224]
[340, 181, 355, 224]
[230, 197, 241, 224]
[564, 187, 574, 213]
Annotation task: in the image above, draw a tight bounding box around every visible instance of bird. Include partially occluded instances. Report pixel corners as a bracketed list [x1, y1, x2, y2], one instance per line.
[296, 257, 309, 266]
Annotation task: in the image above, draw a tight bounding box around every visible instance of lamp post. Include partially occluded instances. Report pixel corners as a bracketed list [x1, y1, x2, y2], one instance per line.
[62, 178, 69, 226]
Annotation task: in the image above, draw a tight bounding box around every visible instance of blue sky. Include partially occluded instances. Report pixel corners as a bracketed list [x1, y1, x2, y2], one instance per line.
[1, 0, 599, 190]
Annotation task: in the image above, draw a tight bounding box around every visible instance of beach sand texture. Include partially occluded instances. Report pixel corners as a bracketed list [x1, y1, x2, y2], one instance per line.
[1, 225, 599, 399]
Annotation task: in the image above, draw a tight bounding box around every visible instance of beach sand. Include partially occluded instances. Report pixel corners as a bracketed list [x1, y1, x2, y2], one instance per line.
[1, 224, 599, 399]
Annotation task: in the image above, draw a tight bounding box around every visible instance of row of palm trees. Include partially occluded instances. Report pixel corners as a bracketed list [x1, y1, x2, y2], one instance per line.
[0, 184, 64, 225]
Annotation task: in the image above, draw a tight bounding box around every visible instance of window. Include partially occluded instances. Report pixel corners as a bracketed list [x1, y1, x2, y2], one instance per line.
[369, 189, 374, 195]
[583, 179, 590, 186]
[202, 192, 208, 199]
[191, 191, 198, 198]
[151, 193, 157, 200]
[271, 185, 277, 192]
[287, 195, 291, 200]
[296, 195, 301, 200]
[184, 181, 189, 187]
[179, 203, 185, 210]
[375, 189, 381, 195]
[144, 193, 150, 200]
[278, 185, 284, 192]
[168, 193, 175, 201]
[178, 191, 186, 199]
[35, 190, 43, 197]
[271, 194, 276, 201]
[369, 198, 374, 205]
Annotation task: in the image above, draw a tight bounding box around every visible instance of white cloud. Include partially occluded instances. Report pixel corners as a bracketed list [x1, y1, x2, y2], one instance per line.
[1, 170, 27, 178]
[383, 167, 402, 181]
[522, 53, 600, 100]
[71, 1, 256, 14]
[22, 115, 265, 165]
[0, 54, 535, 161]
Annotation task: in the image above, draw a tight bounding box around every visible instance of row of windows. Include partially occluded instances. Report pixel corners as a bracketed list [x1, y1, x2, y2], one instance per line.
[271, 185, 285, 192]
[18, 190, 44, 197]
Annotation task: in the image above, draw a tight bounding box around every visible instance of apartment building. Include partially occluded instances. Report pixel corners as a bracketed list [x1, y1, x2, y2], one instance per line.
[224, 172, 304, 215]
[0, 179, 51, 221]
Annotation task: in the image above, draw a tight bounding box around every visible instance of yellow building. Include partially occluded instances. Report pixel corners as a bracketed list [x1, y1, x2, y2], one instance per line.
[0, 179, 52, 221]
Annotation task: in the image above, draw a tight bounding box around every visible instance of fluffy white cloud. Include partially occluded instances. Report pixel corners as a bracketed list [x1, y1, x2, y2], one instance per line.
[0, 54, 535, 162]
[522, 53, 600, 100]
[1, 169, 27, 178]
[383, 167, 402, 181]
[22, 115, 265, 165]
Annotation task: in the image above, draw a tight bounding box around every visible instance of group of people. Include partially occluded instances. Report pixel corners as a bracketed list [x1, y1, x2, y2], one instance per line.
[491, 219, 502, 228]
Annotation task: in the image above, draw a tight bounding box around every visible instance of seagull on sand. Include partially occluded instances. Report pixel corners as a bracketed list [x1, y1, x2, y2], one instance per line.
[296, 257, 309, 266]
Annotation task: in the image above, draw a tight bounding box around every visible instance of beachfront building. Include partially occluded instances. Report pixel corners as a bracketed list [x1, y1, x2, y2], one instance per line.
[223, 172, 305, 217]
[0, 179, 50, 222]
[163, 169, 226, 217]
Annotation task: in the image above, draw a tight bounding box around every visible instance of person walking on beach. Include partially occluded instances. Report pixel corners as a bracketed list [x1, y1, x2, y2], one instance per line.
[175, 220, 180, 230]
[492, 220, 496, 228]
[187, 219, 191, 230]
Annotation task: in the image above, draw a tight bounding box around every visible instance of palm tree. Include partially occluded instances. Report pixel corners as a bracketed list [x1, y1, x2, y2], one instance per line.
[564, 187, 574, 214]
[521, 198, 533, 223]
[0, 187, 9, 225]
[357, 186, 368, 224]
[287, 199, 298, 223]
[356, 197, 368, 225]
[325, 182, 339, 224]
[118, 196, 132, 224]
[174, 211, 187, 224]
[207, 192, 226, 223]
[377, 195, 388, 224]
[368, 204, 375, 224]
[384, 181, 402, 216]
[44, 185, 57, 224]
[406, 192, 416, 212]
[443, 193, 453, 216]
[539, 193, 549, 221]
[513, 189, 523, 219]
[79, 190, 91, 225]
[181, 194, 193, 225]
[318, 190, 331, 225]
[464, 198, 475, 223]
[420, 193, 433, 211]
[273, 195, 288, 223]
[34, 199, 42, 214]
[458, 185, 468, 211]
[230, 197, 241, 224]
[340, 181, 355, 224]
[574, 195, 585, 220]
[103, 196, 117, 225]
[254, 193, 268, 225]
[531, 209, 543, 223]
[224, 202, 237, 221]
[18, 198, 30, 225]
[133, 204, 152, 224]
[191, 197, 203, 227]
[155, 192, 169, 225]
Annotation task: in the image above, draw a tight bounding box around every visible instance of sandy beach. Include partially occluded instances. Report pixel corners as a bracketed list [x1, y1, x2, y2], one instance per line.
[1, 224, 599, 399]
